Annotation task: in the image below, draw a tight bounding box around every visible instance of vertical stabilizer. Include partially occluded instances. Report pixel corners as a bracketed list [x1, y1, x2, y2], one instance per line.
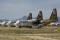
[37, 11, 43, 20]
[32, 11, 43, 27]
[27, 13, 32, 20]
[50, 8, 58, 22]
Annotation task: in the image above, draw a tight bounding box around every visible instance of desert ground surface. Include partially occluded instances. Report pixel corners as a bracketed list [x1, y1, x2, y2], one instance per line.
[0, 26, 60, 40]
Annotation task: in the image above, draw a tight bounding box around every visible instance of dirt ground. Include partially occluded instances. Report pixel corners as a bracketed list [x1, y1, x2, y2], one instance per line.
[0, 33, 60, 40]
[0, 27, 60, 40]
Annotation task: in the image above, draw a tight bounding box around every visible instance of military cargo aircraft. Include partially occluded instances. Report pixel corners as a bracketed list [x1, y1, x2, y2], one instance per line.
[0, 8, 59, 28]
[5, 11, 43, 28]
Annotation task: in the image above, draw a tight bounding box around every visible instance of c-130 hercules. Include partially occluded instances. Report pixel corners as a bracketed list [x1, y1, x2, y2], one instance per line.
[0, 8, 58, 28]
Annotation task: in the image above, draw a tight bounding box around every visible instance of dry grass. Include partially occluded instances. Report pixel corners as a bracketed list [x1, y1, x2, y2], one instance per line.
[0, 34, 34, 40]
[0, 26, 60, 34]
[0, 26, 60, 40]
[0, 33, 60, 40]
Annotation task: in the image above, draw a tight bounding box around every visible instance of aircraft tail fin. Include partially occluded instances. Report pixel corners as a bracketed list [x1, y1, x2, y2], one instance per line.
[27, 13, 32, 20]
[36, 11, 43, 20]
[49, 8, 58, 22]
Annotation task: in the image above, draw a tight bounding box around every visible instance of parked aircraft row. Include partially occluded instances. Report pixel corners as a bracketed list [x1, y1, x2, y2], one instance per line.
[0, 8, 60, 28]
[0, 19, 37, 28]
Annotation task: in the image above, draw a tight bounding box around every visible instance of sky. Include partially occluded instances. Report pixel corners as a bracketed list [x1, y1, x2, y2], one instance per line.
[0, 0, 60, 20]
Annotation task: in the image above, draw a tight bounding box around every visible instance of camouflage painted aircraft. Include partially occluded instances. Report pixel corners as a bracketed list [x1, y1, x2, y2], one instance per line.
[41, 8, 58, 26]
[0, 8, 58, 28]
